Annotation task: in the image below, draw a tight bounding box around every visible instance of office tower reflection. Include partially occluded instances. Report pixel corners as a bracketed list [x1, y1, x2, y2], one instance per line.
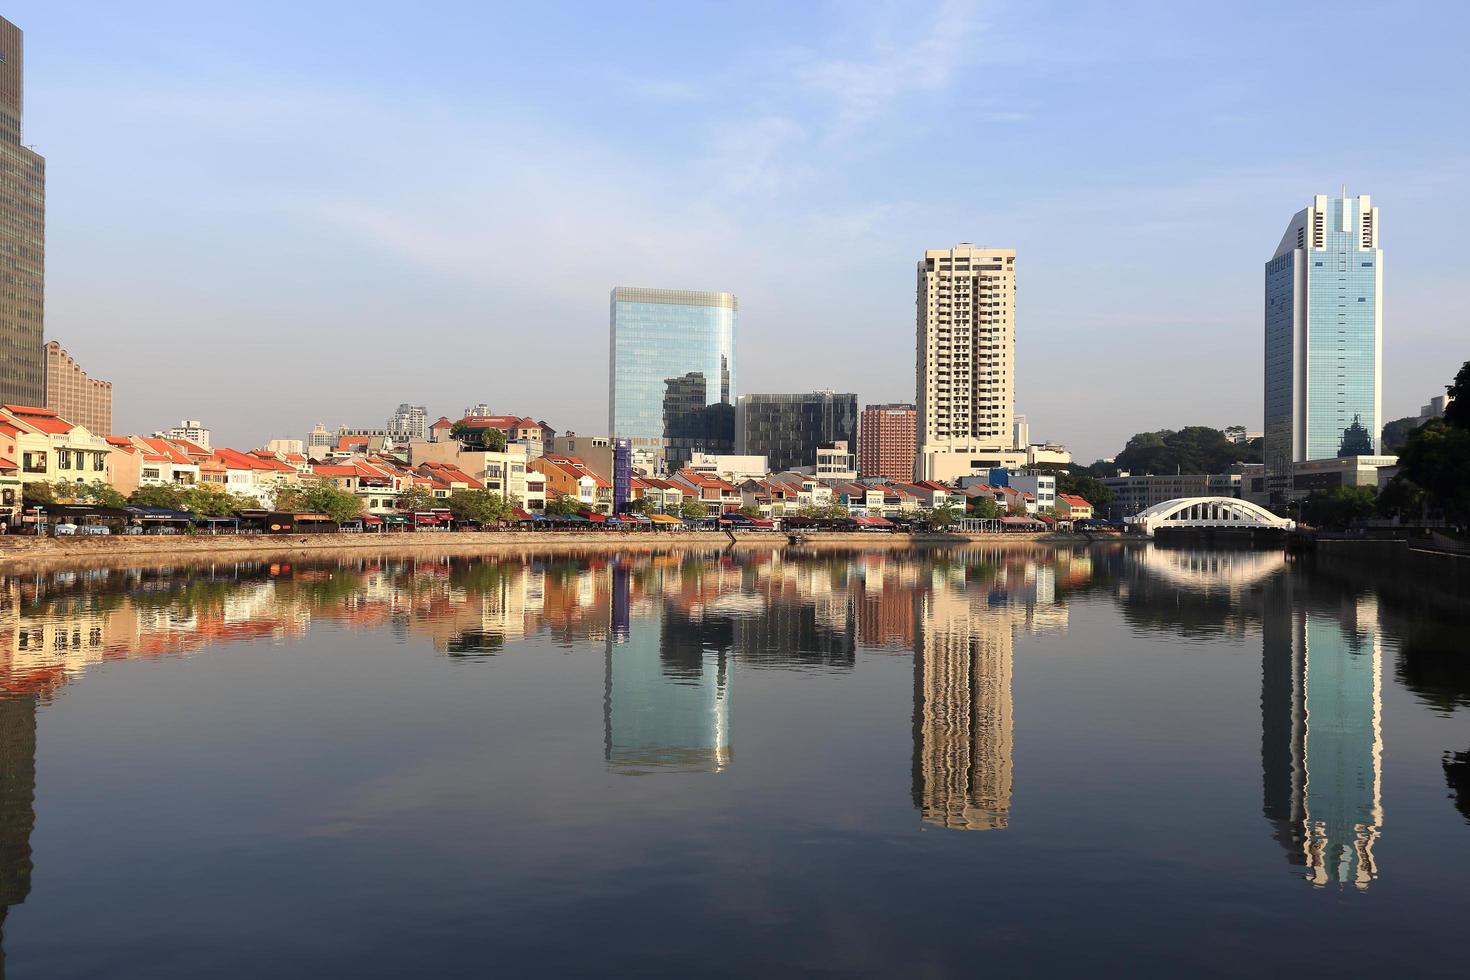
[0, 695, 37, 976]
[912, 590, 1014, 831]
[1262, 578, 1383, 888]
[604, 605, 731, 775]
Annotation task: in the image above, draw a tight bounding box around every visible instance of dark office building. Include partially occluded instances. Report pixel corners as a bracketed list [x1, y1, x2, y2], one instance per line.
[0, 16, 45, 406]
[735, 391, 858, 474]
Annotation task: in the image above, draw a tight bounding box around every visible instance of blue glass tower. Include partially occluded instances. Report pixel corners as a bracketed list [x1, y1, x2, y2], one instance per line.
[1264, 194, 1382, 497]
[609, 287, 736, 470]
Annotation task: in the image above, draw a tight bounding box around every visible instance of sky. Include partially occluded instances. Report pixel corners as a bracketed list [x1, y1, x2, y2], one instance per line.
[13, 0, 1469, 461]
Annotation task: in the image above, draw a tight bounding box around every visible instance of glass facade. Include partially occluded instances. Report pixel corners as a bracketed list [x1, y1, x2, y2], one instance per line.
[1264, 195, 1381, 495]
[0, 17, 45, 408]
[735, 391, 858, 474]
[609, 287, 736, 470]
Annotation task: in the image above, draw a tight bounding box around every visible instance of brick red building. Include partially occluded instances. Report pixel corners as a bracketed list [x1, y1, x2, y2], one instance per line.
[858, 403, 916, 482]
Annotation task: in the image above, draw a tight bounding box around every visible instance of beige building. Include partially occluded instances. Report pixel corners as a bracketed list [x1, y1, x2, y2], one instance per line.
[916, 245, 1026, 481]
[0, 17, 45, 408]
[44, 341, 112, 436]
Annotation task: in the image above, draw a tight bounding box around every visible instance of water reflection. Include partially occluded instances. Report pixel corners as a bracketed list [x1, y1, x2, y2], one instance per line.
[1262, 579, 1383, 889]
[0, 543, 1467, 972]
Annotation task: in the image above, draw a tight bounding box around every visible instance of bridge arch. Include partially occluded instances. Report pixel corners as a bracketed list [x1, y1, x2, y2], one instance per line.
[1127, 496, 1295, 535]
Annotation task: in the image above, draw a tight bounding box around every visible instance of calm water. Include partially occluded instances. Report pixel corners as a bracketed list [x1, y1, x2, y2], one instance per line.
[2, 545, 1469, 978]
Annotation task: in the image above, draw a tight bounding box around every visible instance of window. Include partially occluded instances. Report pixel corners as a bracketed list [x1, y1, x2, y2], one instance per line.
[58, 451, 70, 470]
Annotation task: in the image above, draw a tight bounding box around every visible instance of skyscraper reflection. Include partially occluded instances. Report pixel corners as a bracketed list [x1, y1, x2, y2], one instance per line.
[911, 584, 1016, 831]
[603, 604, 731, 775]
[1262, 578, 1383, 889]
[0, 695, 37, 977]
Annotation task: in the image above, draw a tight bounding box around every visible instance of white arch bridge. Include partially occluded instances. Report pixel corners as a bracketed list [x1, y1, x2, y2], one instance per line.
[1127, 497, 1295, 536]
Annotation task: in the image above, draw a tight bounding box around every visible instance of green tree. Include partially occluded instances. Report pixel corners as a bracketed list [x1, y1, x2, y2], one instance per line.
[77, 481, 128, 507]
[21, 481, 54, 507]
[679, 498, 708, 520]
[1446, 361, 1470, 430]
[128, 483, 189, 510]
[449, 422, 507, 452]
[398, 485, 439, 513]
[545, 493, 586, 517]
[968, 495, 1000, 519]
[1299, 486, 1377, 530]
[271, 483, 306, 511]
[1381, 415, 1422, 454]
[736, 504, 763, 519]
[447, 489, 513, 524]
[1375, 474, 1424, 521]
[1114, 426, 1257, 474]
[794, 502, 849, 520]
[930, 501, 963, 528]
[1398, 417, 1470, 527]
[299, 483, 366, 523]
[628, 495, 656, 515]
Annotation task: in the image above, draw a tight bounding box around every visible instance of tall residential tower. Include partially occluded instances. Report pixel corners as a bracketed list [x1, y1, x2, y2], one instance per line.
[1264, 193, 1382, 498]
[609, 287, 737, 471]
[0, 17, 45, 406]
[915, 246, 1024, 482]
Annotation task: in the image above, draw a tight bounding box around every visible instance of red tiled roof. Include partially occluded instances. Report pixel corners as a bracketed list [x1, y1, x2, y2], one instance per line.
[1058, 493, 1091, 507]
[2, 404, 74, 434]
[0, 455, 15, 470]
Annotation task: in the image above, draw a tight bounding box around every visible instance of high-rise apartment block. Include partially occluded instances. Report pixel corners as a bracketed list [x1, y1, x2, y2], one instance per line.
[1265, 193, 1382, 499]
[0, 17, 45, 407]
[735, 390, 857, 474]
[163, 419, 210, 449]
[43, 341, 111, 436]
[609, 287, 737, 470]
[858, 403, 916, 482]
[916, 245, 1024, 482]
[387, 403, 427, 442]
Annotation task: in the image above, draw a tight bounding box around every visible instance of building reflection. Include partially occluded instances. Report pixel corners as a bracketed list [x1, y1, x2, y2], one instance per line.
[0, 695, 36, 978]
[1262, 577, 1383, 889]
[909, 555, 1070, 831]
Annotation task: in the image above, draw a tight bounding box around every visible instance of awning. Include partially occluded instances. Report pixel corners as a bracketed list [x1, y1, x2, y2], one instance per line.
[380, 513, 409, 524]
[414, 514, 438, 525]
[512, 507, 533, 520]
[1000, 515, 1040, 526]
[851, 515, 893, 527]
[580, 512, 607, 523]
[648, 513, 683, 525]
[361, 515, 384, 525]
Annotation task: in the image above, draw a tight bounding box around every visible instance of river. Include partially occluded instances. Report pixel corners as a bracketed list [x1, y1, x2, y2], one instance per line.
[1, 544, 1467, 978]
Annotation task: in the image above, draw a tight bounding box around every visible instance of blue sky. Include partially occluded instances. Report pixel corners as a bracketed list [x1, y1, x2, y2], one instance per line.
[15, 0, 1469, 460]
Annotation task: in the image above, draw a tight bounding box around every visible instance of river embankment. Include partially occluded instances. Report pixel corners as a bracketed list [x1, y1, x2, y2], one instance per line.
[0, 530, 1119, 568]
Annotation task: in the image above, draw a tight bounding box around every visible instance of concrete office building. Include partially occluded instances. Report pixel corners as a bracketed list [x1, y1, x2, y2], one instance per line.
[916, 245, 1026, 481]
[858, 403, 916, 482]
[0, 17, 45, 407]
[43, 341, 111, 436]
[735, 390, 857, 475]
[609, 287, 737, 470]
[1264, 193, 1383, 500]
[163, 419, 210, 450]
[387, 403, 428, 442]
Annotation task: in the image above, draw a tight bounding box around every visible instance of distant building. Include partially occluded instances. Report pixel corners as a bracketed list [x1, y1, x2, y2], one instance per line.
[463, 403, 494, 417]
[263, 438, 304, 456]
[43, 341, 111, 436]
[736, 390, 857, 474]
[0, 17, 45, 408]
[1288, 455, 1397, 496]
[813, 441, 857, 482]
[162, 419, 210, 450]
[1265, 193, 1382, 501]
[1102, 472, 1243, 519]
[687, 452, 768, 483]
[917, 245, 1024, 482]
[609, 286, 736, 470]
[305, 423, 333, 457]
[1420, 394, 1453, 420]
[386, 403, 427, 442]
[859, 403, 916, 482]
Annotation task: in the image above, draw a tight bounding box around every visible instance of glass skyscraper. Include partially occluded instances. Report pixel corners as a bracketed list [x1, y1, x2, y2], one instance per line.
[1264, 194, 1382, 497]
[609, 287, 736, 470]
[735, 390, 858, 474]
[0, 16, 46, 407]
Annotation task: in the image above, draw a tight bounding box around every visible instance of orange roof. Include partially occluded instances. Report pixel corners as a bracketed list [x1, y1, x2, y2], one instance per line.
[134, 437, 194, 466]
[1058, 493, 1091, 507]
[0, 455, 15, 470]
[454, 414, 543, 431]
[2, 404, 74, 434]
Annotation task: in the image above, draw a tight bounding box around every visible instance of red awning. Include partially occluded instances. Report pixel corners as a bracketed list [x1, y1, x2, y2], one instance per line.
[414, 514, 437, 525]
[361, 515, 384, 525]
[580, 512, 607, 523]
[748, 518, 774, 527]
[512, 507, 532, 520]
[1000, 515, 1039, 526]
[852, 515, 893, 526]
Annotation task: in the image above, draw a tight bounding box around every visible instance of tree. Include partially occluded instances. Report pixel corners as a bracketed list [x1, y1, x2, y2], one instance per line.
[1113, 426, 1258, 474]
[794, 502, 849, 520]
[968, 495, 1000, 520]
[1446, 360, 1470, 430]
[129, 484, 189, 510]
[1398, 417, 1470, 528]
[77, 481, 127, 508]
[628, 495, 656, 515]
[545, 493, 586, 517]
[447, 489, 513, 524]
[679, 498, 708, 520]
[449, 421, 507, 452]
[1375, 474, 1424, 521]
[398, 485, 439, 513]
[1381, 415, 1422, 454]
[930, 501, 964, 528]
[1299, 486, 1377, 530]
[182, 485, 258, 516]
[737, 505, 763, 519]
[299, 483, 366, 523]
[21, 481, 54, 507]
